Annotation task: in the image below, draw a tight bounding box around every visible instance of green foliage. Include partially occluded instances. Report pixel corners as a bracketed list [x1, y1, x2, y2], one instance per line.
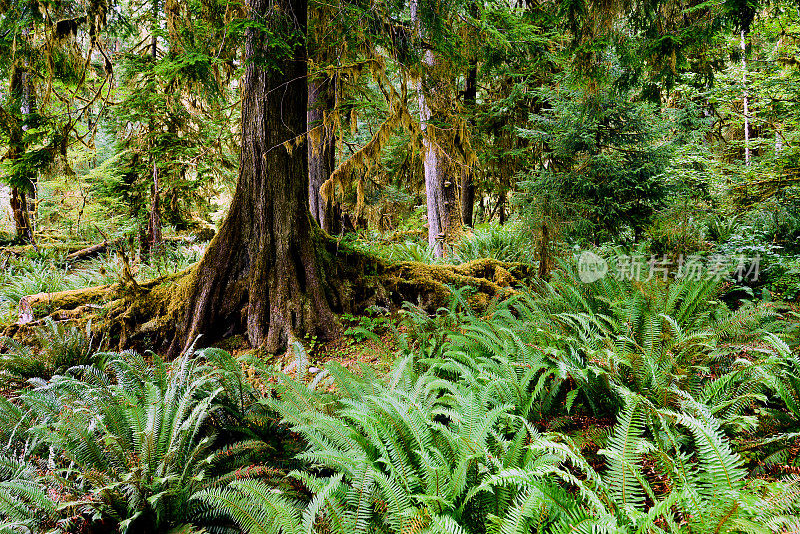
[5, 0, 800, 532]
[0, 457, 59, 534]
[646, 207, 710, 257]
[195, 336, 799, 534]
[451, 222, 535, 264]
[383, 239, 436, 264]
[517, 81, 671, 243]
[0, 348, 271, 533]
[0, 318, 100, 388]
[708, 214, 741, 245]
[0, 266, 798, 533]
[363, 223, 534, 266]
[0, 243, 203, 328]
[342, 306, 391, 342]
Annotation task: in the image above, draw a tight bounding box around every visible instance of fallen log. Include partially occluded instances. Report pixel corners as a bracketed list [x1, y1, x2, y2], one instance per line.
[65, 240, 110, 263]
[17, 284, 117, 323]
[63, 235, 203, 265]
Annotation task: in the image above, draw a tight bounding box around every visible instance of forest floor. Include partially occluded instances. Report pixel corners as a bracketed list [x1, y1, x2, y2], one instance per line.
[312, 330, 399, 372]
[214, 326, 401, 373]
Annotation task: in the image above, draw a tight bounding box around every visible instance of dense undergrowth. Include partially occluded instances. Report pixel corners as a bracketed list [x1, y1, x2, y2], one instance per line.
[0, 242, 205, 325]
[2, 207, 799, 332]
[0, 257, 798, 534]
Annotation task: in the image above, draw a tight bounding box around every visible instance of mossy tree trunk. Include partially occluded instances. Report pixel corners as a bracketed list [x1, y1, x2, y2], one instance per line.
[10, 187, 34, 243]
[411, 0, 463, 258]
[168, 0, 339, 356]
[4, 64, 36, 245]
[9, 0, 532, 350]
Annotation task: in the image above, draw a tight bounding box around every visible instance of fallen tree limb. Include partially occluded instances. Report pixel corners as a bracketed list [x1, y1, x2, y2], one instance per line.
[65, 240, 111, 262]
[0, 243, 89, 256]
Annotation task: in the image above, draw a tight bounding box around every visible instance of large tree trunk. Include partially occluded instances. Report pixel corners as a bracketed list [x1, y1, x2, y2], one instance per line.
[168, 0, 338, 356]
[308, 77, 338, 234]
[20, 0, 533, 351]
[411, 0, 463, 258]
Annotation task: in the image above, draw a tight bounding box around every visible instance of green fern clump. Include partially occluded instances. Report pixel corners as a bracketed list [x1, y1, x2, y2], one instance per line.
[193, 346, 799, 534]
[529, 259, 789, 411]
[0, 257, 795, 534]
[0, 348, 270, 533]
[0, 457, 59, 534]
[707, 214, 741, 244]
[0, 259, 73, 306]
[187, 271, 800, 534]
[195, 355, 541, 534]
[0, 318, 101, 388]
[451, 222, 535, 265]
[385, 239, 436, 263]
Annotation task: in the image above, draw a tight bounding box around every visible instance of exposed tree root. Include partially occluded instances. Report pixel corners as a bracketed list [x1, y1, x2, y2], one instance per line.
[4, 249, 533, 353]
[378, 259, 530, 310]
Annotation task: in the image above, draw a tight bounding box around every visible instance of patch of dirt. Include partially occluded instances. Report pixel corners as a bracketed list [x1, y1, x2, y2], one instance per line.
[309, 329, 400, 373]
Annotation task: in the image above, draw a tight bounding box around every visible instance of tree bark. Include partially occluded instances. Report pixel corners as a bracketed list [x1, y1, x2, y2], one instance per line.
[461, 60, 477, 227]
[146, 162, 163, 253]
[65, 240, 110, 262]
[10, 187, 34, 244]
[308, 77, 338, 234]
[741, 29, 750, 166]
[168, 0, 338, 356]
[460, 2, 478, 228]
[411, 0, 463, 257]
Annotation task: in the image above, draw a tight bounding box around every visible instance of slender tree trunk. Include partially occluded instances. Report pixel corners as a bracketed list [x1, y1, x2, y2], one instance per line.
[421, 89, 461, 257]
[498, 191, 506, 225]
[5, 63, 36, 245]
[461, 60, 477, 227]
[307, 3, 339, 235]
[308, 77, 338, 233]
[145, 2, 163, 255]
[169, 0, 338, 356]
[741, 29, 751, 166]
[411, 0, 463, 257]
[21, 70, 37, 237]
[146, 163, 163, 252]
[151, 0, 159, 59]
[9, 187, 34, 244]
